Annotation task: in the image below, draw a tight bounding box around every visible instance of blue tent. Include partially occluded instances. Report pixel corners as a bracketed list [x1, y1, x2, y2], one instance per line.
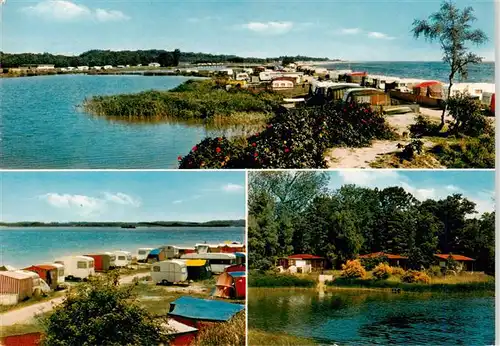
[227, 271, 246, 278]
[169, 296, 244, 322]
[149, 249, 161, 255]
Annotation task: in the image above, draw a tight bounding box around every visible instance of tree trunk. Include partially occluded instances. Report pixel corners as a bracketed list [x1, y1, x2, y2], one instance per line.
[441, 76, 453, 130]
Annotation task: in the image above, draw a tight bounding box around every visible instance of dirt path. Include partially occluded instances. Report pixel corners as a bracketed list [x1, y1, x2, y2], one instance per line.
[0, 273, 150, 327]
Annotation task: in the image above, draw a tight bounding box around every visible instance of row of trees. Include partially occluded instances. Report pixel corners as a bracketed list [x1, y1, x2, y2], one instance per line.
[248, 172, 494, 274]
[0, 50, 330, 68]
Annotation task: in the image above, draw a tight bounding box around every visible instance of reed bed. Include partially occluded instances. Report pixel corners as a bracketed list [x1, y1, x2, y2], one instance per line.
[192, 311, 246, 346]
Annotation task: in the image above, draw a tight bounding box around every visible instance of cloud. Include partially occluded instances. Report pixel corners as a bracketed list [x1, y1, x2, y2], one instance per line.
[367, 31, 395, 40]
[172, 194, 202, 205]
[241, 21, 293, 35]
[39, 192, 140, 216]
[21, 0, 129, 22]
[222, 183, 244, 193]
[338, 28, 361, 35]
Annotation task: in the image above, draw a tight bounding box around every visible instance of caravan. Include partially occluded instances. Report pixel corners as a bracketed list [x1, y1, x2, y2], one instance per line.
[136, 248, 154, 262]
[41, 262, 65, 286]
[55, 256, 95, 280]
[113, 251, 132, 267]
[151, 260, 188, 285]
[180, 253, 237, 274]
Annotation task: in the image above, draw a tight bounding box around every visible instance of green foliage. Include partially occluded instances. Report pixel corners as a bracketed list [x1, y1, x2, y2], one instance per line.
[192, 312, 245, 346]
[361, 256, 389, 271]
[427, 265, 444, 277]
[401, 270, 431, 284]
[42, 274, 168, 346]
[248, 271, 316, 288]
[431, 135, 494, 168]
[372, 263, 393, 280]
[397, 139, 424, 161]
[341, 260, 366, 279]
[178, 137, 243, 169]
[446, 92, 493, 137]
[409, 114, 442, 137]
[180, 101, 395, 169]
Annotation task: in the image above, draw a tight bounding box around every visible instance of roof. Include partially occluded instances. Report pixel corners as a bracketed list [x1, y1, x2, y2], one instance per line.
[359, 252, 408, 260]
[161, 319, 198, 335]
[185, 259, 207, 267]
[272, 77, 296, 83]
[169, 296, 244, 322]
[414, 80, 442, 88]
[234, 252, 246, 258]
[434, 254, 475, 261]
[149, 248, 162, 255]
[227, 271, 246, 278]
[287, 254, 324, 260]
[0, 271, 33, 280]
[26, 264, 57, 271]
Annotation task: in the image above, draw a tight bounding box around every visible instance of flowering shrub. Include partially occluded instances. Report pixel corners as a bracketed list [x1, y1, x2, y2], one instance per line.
[178, 137, 243, 169]
[341, 260, 367, 279]
[391, 267, 406, 276]
[372, 263, 393, 280]
[178, 101, 395, 168]
[401, 270, 431, 284]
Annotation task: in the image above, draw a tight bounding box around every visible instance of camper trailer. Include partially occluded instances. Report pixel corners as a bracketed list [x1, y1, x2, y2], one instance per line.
[136, 248, 154, 262]
[180, 253, 237, 274]
[85, 253, 112, 272]
[151, 260, 188, 285]
[41, 263, 65, 286]
[14, 270, 41, 291]
[147, 248, 166, 263]
[113, 251, 132, 267]
[163, 246, 196, 259]
[23, 265, 58, 290]
[342, 88, 391, 106]
[185, 260, 212, 280]
[55, 256, 95, 280]
[103, 252, 117, 267]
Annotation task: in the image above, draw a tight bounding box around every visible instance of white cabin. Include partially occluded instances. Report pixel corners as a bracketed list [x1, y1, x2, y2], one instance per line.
[148, 62, 161, 67]
[180, 253, 237, 274]
[55, 256, 95, 280]
[36, 64, 55, 70]
[77, 66, 89, 71]
[103, 65, 113, 70]
[113, 251, 132, 267]
[151, 260, 188, 284]
[92, 66, 102, 70]
[136, 248, 154, 262]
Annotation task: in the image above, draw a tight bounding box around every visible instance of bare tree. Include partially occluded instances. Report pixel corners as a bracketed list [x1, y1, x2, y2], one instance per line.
[412, 1, 488, 128]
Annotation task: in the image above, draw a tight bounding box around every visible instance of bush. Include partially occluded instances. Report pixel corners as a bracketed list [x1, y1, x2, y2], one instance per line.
[426, 265, 443, 277]
[178, 137, 244, 169]
[391, 267, 406, 276]
[431, 134, 494, 168]
[401, 270, 431, 284]
[193, 311, 245, 346]
[179, 101, 395, 168]
[361, 256, 389, 271]
[248, 271, 316, 288]
[372, 263, 393, 280]
[409, 114, 442, 137]
[397, 139, 424, 161]
[447, 92, 493, 137]
[341, 260, 366, 279]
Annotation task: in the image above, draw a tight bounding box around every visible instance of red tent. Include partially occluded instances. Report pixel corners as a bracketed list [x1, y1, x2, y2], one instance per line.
[414, 80, 441, 88]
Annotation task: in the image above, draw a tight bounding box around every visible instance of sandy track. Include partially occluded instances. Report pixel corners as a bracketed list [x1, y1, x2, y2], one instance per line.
[0, 273, 150, 327]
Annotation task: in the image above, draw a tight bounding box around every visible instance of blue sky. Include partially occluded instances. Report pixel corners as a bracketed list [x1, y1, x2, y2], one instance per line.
[0, 171, 246, 222]
[328, 170, 495, 215]
[1, 0, 495, 61]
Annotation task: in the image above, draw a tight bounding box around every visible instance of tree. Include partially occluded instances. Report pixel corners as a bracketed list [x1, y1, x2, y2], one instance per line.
[412, 1, 488, 127]
[42, 273, 168, 346]
[173, 49, 181, 66]
[281, 56, 295, 66]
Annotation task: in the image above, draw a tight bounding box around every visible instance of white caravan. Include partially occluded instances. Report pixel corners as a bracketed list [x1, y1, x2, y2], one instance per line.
[136, 248, 154, 262]
[180, 253, 237, 274]
[113, 251, 132, 267]
[103, 252, 117, 267]
[55, 256, 95, 280]
[151, 260, 188, 285]
[41, 262, 65, 285]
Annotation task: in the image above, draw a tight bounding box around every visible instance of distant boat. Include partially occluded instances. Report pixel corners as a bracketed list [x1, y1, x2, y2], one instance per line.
[121, 225, 136, 229]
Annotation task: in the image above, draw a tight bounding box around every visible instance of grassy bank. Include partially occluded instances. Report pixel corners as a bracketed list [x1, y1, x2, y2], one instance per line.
[83, 79, 282, 124]
[249, 329, 318, 346]
[248, 271, 316, 288]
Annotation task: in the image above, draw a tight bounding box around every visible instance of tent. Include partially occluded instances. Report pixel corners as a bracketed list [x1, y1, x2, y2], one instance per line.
[214, 271, 246, 299]
[168, 296, 244, 328]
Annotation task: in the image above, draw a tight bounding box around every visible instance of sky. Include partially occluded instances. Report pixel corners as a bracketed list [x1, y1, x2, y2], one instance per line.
[328, 170, 495, 215]
[0, 171, 246, 222]
[0, 0, 495, 61]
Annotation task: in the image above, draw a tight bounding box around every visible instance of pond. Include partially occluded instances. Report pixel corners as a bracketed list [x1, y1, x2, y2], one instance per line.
[1, 74, 241, 168]
[248, 288, 494, 345]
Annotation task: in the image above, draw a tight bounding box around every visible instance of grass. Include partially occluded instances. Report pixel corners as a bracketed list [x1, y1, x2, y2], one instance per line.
[248, 271, 316, 288]
[0, 312, 51, 338]
[0, 290, 66, 314]
[192, 311, 246, 346]
[369, 151, 444, 168]
[248, 329, 318, 346]
[83, 79, 283, 124]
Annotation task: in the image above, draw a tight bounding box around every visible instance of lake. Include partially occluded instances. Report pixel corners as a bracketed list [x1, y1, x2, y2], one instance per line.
[0, 227, 245, 268]
[0, 74, 226, 169]
[249, 288, 494, 346]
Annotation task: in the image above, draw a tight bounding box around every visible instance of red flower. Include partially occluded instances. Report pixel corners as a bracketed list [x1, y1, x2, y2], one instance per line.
[361, 119, 367, 124]
[255, 132, 260, 136]
[218, 137, 223, 142]
[285, 148, 290, 153]
[267, 124, 273, 128]
[216, 147, 221, 153]
[192, 146, 198, 152]
[254, 152, 258, 157]
[177, 155, 182, 161]
[252, 142, 256, 147]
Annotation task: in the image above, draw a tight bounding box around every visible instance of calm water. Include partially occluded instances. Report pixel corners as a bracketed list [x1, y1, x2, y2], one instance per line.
[0, 74, 224, 169]
[249, 288, 495, 346]
[0, 227, 244, 268]
[324, 61, 495, 83]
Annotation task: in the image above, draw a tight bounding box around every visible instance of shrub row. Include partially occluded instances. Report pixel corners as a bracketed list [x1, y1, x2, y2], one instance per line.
[248, 271, 316, 288]
[179, 101, 395, 168]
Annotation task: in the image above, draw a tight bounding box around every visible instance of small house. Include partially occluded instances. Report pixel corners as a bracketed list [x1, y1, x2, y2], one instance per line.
[271, 77, 295, 90]
[85, 253, 112, 272]
[147, 248, 166, 263]
[358, 252, 408, 268]
[148, 62, 161, 67]
[151, 260, 188, 285]
[36, 64, 55, 70]
[214, 271, 246, 299]
[23, 265, 58, 290]
[77, 66, 89, 71]
[168, 296, 244, 330]
[136, 248, 154, 262]
[103, 65, 113, 70]
[55, 255, 95, 280]
[278, 254, 326, 271]
[434, 254, 475, 272]
[185, 259, 212, 280]
[0, 271, 33, 302]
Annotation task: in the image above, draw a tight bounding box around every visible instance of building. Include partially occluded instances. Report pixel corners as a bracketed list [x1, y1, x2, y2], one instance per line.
[358, 252, 408, 268]
[148, 62, 161, 67]
[434, 254, 475, 272]
[277, 254, 326, 272]
[77, 66, 89, 71]
[103, 65, 113, 70]
[36, 64, 55, 70]
[271, 77, 295, 90]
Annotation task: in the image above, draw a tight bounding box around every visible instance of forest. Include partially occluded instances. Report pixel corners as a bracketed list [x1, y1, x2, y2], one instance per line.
[248, 172, 494, 274]
[0, 50, 330, 68]
[0, 219, 245, 228]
